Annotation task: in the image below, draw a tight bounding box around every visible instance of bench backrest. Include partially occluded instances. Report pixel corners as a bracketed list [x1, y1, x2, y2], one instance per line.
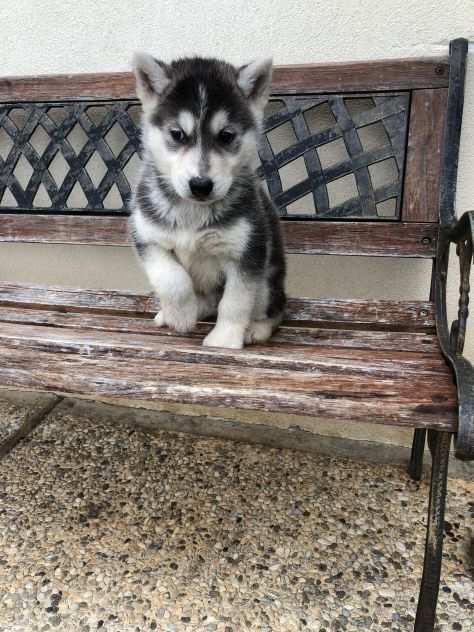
[0, 39, 467, 261]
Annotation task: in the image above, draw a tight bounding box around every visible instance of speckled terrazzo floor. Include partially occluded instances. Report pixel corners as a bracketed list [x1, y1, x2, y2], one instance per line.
[0, 398, 29, 445]
[0, 400, 473, 632]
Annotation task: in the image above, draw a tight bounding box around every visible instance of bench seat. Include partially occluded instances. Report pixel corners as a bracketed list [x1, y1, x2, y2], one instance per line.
[0, 284, 457, 431]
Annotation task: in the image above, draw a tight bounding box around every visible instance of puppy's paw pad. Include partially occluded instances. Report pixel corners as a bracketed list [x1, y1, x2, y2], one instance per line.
[244, 320, 273, 344]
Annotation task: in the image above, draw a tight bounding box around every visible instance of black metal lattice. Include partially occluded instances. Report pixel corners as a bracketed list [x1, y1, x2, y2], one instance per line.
[257, 93, 409, 219]
[0, 102, 141, 213]
[0, 93, 409, 219]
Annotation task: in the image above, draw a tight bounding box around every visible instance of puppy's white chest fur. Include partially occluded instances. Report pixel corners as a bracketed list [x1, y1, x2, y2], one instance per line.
[134, 208, 250, 292]
[179, 222, 251, 291]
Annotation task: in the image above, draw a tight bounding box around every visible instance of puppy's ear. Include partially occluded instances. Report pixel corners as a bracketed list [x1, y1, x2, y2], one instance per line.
[132, 52, 171, 114]
[237, 58, 273, 112]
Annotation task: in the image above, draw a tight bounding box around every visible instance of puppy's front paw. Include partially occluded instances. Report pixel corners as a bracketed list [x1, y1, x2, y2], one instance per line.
[203, 323, 244, 349]
[157, 297, 198, 333]
[197, 230, 227, 256]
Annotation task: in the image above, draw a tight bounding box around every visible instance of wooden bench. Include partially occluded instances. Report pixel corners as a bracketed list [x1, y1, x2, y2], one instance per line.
[0, 39, 471, 631]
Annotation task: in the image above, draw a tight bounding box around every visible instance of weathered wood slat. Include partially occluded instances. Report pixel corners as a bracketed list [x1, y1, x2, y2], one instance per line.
[0, 321, 457, 430]
[0, 214, 129, 245]
[402, 89, 448, 222]
[0, 214, 438, 258]
[0, 306, 441, 353]
[0, 283, 156, 314]
[0, 321, 450, 377]
[0, 284, 436, 329]
[286, 298, 435, 329]
[271, 58, 449, 93]
[282, 221, 438, 257]
[0, 59, 449, 103]
[0, 306, 444, 365]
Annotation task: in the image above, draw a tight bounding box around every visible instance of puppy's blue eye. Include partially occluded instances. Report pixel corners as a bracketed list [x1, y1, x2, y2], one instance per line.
[218, 129, 236, 145]
[170, 128, 186, 143]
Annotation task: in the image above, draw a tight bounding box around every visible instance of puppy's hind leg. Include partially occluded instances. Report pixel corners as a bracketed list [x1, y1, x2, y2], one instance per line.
[196, 292, 219, 321]
[244, 314, 283, 344]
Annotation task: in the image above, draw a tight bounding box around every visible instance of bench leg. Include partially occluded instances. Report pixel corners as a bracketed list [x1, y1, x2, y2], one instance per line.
[414, 430, 451, 632]
[409, 429, 426, 480]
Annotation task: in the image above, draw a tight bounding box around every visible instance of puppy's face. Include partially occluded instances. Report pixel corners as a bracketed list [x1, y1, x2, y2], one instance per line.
[133, 55, 272, 203]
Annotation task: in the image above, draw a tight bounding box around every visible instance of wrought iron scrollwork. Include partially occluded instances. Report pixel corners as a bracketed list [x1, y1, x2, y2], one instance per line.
[450, 236, 472, 354]
[436, 210, 474, 460]
[437, 211, 474, 358]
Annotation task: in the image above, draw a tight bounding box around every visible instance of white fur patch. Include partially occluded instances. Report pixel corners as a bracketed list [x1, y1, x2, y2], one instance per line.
[133, 202, 258, 342]
[210, 110, 229, 135]
[133, 207, 252, 293]
[132, 52, 170, 116]
[144, 124, 202, 199]
[237, 58, 272, 100]
[203, 262, 257, 349]
[204, 129, 256, 199]
[178, 110, 195, 136]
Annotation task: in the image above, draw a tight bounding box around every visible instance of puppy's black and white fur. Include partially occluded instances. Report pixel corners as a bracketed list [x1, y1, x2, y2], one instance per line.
[129, 54, 286, 349]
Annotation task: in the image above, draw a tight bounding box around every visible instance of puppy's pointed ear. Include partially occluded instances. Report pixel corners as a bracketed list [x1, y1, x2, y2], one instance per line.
[237, 57, 273, 112]
[132, 52, 171, 114]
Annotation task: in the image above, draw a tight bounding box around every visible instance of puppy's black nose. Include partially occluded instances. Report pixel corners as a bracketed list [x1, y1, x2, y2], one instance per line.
[189, 177, 213, 199]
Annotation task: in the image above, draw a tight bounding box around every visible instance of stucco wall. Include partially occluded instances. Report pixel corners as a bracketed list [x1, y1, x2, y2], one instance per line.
[1, 0, 473, 447]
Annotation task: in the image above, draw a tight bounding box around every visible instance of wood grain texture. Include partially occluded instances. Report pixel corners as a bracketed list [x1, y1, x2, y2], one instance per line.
[0, 58, 449, 102]
[0, 214, 128, 246]
[271, 58, 449, 94]
[0, 320, 457, 430]
[0, 320, 447, 376]
[0, 215, 439, 258]
[283, 221, 438, 257]
[402, 89, 448, 222]
[0, 283, 436, 329]
[0, 306, 441, 353]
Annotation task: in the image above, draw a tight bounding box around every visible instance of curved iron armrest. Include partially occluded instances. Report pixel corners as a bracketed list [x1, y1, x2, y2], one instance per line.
[435, 210, 474, 460]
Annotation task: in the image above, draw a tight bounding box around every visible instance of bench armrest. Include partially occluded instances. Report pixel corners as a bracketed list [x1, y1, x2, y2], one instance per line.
[435, 210, 474, 459]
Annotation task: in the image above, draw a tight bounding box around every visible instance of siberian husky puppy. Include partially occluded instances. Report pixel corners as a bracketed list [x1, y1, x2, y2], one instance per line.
[129, 54, 286, 349]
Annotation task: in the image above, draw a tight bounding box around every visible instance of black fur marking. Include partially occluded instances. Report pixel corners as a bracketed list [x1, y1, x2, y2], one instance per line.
[135, 179, 158, 221]
[128, 218, 149, 258]
[133, 238, 147, 258]
[151, 165, 179, 204]
[261, 190, 287, 318]
[152, 58, 255, 133]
